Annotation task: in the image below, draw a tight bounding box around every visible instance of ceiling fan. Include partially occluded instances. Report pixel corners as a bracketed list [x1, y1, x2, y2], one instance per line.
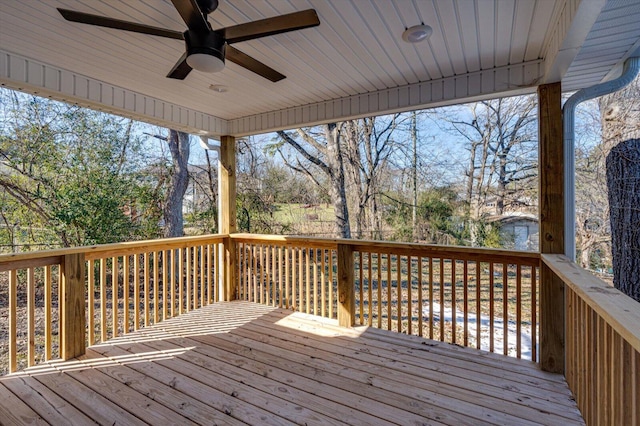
[57, 0, 320, 82]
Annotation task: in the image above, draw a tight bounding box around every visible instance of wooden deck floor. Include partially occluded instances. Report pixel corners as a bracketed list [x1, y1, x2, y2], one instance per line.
[0, 301, 584, 425]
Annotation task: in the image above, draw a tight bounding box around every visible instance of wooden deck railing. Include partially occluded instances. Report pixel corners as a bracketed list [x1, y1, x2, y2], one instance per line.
[0, 234, 226, 374]
[6, 232, 639, 422]
[543, 254, 640, 425]
[233, 235, 338, 318]
[231, 234, 540, 360]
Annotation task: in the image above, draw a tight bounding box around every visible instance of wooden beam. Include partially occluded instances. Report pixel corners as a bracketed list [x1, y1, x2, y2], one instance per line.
[60, 253, 86, 360]
[538, 82, 565, 373]
[219, 136, 237, 301]
[337, 244, 355, 328]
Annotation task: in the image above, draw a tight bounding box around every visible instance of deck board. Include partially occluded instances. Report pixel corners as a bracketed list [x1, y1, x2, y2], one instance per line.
[0, 301, 584, 425]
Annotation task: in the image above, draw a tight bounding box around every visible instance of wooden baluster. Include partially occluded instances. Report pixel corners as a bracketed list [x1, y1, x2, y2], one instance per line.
[407, 256, 412, 335]
[298, 248, 304, 312]
[278, 246, 284, 308]
[387, 254, 392, 331]
[9, 270, 17, 372]
[44, 265, 52, 360]
[503, 263, 509, 356]
[517, 264, 525, 358]
[377, 252, 382, 328]
[206, 245, 212, 304]
[463, 260, 469, 347]
[291, 247, 298, 310]
[368, 252, 373, 327]
[27, 267, 35, 367]
[313, 249, 318, 314]
[328, 250, 336, 318]
[58, 266, 62, 350]
[439, 258, 444, 341]
[320, 249, 327, 317]
[489, 262, 495, 353]
[144, 252, 150, 324]
[200, 245, 205, 307]
[476, 261, 482, 350]
[237, 243, 242, 302]
[178, 248, 184, 315]
[100, 258, 107, 341]
[451, 259, 456, 344]
[185, 247, 191, 312]
[112, 257, 118, 338]
[305, 248, 311, 314]
[267, 245, 272, 305]
[417, 257, 422, 337]
[134, 254, 140, 330]
[215, 243, 220, 303]
[193, 247, 199, 310]
[169, 250, 175, 318]
[260, 245, 266, 305]
[87, 261, 95, 344]
[273, 246, 278, 307]
[154, 251, 159, 323]
[429, 257, 434, 340]
[531, 266, 537, 362]
[123, 255, 130, 333]
[252, 244, 258, 303]
[397, 254, 402, 333]
[162, 251, 168, 319]
[285, 246, 290, 309]
[359, 252, 364, 325]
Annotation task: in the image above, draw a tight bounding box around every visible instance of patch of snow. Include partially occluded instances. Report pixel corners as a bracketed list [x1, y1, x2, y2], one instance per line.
[422, 302, 537, 360]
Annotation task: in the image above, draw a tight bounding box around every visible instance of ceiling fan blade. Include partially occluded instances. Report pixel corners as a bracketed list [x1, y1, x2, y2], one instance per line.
[167, 52, 193, 79]
[226, 45, 285, 82]
[57, 8, 184, 40]
[221, 9, 320, 44]
[170, 0, 210, 33]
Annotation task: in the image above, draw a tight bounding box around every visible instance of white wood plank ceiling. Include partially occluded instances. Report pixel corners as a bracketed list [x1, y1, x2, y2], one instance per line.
[1, 0, 638, 137]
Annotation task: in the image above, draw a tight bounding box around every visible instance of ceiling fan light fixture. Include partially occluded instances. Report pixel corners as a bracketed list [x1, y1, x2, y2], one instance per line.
[187, 53, 225, 73]
[185, 30, 226, 73]
[402, 24, 432, 43]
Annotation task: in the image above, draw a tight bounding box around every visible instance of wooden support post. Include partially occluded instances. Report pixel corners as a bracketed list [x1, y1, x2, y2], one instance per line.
[219, 135, 237, 301]
[337, 244, 355, 328]
[60, 253, 86, 360]
[538, 82, 565, 373]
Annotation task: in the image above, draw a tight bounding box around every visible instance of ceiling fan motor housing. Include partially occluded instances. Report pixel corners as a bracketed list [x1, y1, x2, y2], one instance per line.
[184, 30, 225, 64]
[197, 0, 219, 15]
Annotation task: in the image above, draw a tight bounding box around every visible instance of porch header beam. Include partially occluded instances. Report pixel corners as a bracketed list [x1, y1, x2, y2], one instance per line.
[229, 61, 543, 136]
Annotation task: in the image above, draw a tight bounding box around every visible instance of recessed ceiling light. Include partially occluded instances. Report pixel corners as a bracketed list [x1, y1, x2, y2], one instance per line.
[402, 24, 433, 43]
[209, 84, 229, 93]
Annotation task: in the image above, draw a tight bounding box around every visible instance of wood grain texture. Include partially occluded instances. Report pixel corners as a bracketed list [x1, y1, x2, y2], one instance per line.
[0, 301, 584, 425]
[538, 82, 565, 374]
[60, 253, 86, 360]
[337, 244, 355, 327]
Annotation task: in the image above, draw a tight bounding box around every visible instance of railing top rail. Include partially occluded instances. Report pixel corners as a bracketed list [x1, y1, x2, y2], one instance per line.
[542, 253, 640, 352]
[230, 233, 541, 263]
[0, 234, 228, 270]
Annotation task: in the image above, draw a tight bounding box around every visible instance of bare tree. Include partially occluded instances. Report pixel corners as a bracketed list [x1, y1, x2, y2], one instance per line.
[148, 130, 191, 237]
[439, 97, 538, 218]
[277, 124, 351, 238]
[342, 116, 399, 239]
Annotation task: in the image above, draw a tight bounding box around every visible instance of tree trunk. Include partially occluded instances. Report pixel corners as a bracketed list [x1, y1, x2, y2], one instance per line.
[163, 130, 190, 238]
[497, 154, 507, 215]
[606, 139, 640, 302]
[326, 124, 351, 238]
